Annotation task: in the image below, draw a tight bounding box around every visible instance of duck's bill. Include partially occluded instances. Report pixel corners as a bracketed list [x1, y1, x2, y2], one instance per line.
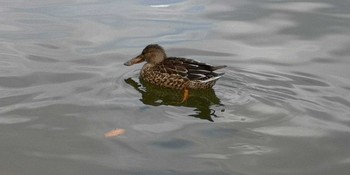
[124, 55, 145, 66]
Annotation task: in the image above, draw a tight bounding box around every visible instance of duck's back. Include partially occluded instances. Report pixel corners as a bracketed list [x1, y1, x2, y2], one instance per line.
[161, 57, 226, 79]
[142, 57, 226, 89]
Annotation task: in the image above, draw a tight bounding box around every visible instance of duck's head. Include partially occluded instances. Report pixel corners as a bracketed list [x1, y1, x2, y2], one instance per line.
[124, 44, 167, 66]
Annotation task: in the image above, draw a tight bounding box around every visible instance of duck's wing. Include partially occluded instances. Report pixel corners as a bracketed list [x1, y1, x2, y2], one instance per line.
[158, 57, 226, 81]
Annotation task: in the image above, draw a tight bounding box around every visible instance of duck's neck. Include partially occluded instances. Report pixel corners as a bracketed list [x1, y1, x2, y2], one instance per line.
[151, 54, 166, 65]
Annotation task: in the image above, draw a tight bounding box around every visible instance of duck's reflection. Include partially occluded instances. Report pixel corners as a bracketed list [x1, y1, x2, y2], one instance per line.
[125, 78, 223, 121]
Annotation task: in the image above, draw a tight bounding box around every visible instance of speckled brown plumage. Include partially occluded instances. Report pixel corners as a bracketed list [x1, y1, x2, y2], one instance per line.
[124, 44, 226, 90]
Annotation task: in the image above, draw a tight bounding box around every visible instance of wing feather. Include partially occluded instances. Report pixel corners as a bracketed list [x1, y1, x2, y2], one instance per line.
[157, 57, 225, 81]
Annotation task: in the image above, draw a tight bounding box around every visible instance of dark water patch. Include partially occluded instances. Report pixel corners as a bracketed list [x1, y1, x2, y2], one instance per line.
[127, 170, 232, 175]
[107, 139, 143, 155]
[252, 86, 299, 101]
[1, 124, 108, 154]
[342, 86, 350, 91]
[238, 73, 294, 88]
[151, 138, 193, 149]
[248, 58, 307, 66]
[18, 19, 52, 24]
[200, 128, 238, 138]
[251, 94, 281, 107]
[0, 154, 119, 175]
[206, 0, 350, 41]
[304, 107, 333, 121]
[0, 31, 69, 40]
[72, 54, 126, 66]
[167, 48, 234, 57]
[290, 71, 322, 79]
[234, 68, 290, 80]
[35, 43, 60, 49]
[257, 86, 298, 97]
[138, 0, 186, 6]
[301, 87, 320, 93]
[331, 42, 350, 56]
[322, 96, 350, 108]
[0, 72, 95, 88]
[74, 86, 94, 94]
[274, 72, 329, 87]
[221, 58, 308, 67]
[70, 40, 94, 46]
[205, 1, 268, 21]
[3, 103, 98, 117]
[311, 57, 341, 63]
[31, 96, 63, 104]
[279, 11, 350, 39]
[26, 54, 59, 63]
[0, 92, 41, 107]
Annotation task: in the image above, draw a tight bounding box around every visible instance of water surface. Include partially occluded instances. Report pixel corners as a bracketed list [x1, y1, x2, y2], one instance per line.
[1, 0, 350, 175]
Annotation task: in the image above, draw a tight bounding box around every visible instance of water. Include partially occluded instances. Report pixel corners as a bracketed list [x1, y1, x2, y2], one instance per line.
[1, 0, 350, 174]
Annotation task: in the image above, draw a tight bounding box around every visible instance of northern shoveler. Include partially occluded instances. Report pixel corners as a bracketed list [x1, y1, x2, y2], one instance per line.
[124, 44, 226, 101]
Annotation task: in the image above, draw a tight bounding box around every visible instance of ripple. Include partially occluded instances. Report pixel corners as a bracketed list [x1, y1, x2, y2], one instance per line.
[0, 92, 41, 107]
[215, 67, 292, 124]
[211, 66, 345, 130]
[254, 126, 326, 137]
[226, 67, 330, 106]
[114, 69, 143, 101]
[216, 68, 252, 105]
[274, 72, 329, 87]
[322, 96, 350, 108]
[191, 153, 229, 160]
[151, 138, 193, 149]
[229, 143, 272, 155]
[132, 121, 184, 133]
[26, 54, 59, 63]
[0, 72, 95, 88]
[35, 43, 60, 49]
[0, 115, 37, 124]
[265, 2, 333, 13]
[199, 128, 238, 138]
[167, 47, 235, 57]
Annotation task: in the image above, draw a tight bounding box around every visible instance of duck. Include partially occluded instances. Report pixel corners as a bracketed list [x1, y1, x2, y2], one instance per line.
[124, 44, 226, 102]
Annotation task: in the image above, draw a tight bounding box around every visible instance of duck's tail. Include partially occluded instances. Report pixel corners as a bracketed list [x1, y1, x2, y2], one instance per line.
[211, 65, 227, 71]
[200, 73, 224, 83]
